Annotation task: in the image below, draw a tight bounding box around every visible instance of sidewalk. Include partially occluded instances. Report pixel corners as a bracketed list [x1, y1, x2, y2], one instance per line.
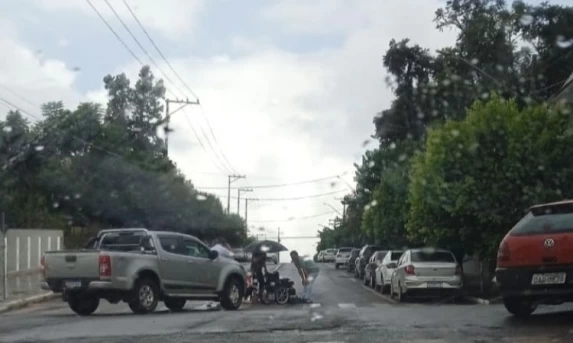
[0, 272, 55, 313]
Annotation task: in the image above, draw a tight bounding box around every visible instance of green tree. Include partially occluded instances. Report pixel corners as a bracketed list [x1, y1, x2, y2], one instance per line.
[408, 96, 573, 260]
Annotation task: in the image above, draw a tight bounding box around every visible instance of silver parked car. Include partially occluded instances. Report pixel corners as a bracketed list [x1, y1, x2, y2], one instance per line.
[390, 248, 462, 302]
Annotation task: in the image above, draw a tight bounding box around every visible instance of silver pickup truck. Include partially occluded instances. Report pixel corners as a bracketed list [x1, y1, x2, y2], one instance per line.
[40, 229, 246, 316]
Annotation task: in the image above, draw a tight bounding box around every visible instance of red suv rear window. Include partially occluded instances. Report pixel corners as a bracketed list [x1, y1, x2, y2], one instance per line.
[510, 204, 573, 236]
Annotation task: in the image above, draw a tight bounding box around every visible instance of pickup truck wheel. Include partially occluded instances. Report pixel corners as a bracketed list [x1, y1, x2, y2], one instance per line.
[220, 276, 244, 310]
[68, 295, 99, 316]
[129, 278, 159, 314]
[164, 298, 186, 312]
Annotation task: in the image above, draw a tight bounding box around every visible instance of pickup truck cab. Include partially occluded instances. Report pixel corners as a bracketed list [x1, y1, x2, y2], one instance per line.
[41, 229, 246, 316]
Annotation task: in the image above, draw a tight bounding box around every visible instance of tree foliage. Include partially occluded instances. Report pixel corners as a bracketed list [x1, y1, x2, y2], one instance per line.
[0, 66, 247, 247]
[318, 0, 573, 259]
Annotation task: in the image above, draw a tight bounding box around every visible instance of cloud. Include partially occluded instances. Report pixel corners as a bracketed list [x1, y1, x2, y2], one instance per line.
[33, 0, 206, 38]
[0, 18, 82, 120]
[1, 0, 461, 256]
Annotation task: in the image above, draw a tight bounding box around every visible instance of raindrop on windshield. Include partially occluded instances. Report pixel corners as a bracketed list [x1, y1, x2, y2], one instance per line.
[52, 202, 59, 208]
[520, 14, 534, 25]
[196, 194, 207, 201]
[2, 126, 12, 133]
[451, 129, 460, 137]
[556, 35, 573, 49]
[389, 142, 397, 150]
[34, 145, 45, 151]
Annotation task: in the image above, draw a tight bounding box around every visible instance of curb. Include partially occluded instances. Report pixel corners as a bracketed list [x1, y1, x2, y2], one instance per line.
[0, 293, 58, 314]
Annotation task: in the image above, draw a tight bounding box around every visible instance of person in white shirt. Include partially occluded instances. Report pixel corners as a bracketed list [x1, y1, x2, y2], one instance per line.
[211, 238, 234, 258]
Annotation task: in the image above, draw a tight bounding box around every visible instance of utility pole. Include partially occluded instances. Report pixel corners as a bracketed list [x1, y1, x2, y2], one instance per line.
[1, 212, 7, 300]
[245, 198, 249, 224]
[164, 98, 200, 157]
[227, 174, 246, 214]
[237, 188, 252, 214]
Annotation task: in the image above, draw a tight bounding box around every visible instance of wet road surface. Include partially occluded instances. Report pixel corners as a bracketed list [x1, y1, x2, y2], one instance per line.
[1, 261, 573, 342]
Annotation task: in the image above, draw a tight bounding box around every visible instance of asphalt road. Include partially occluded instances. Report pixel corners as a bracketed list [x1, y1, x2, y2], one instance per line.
[2, 262, 573, 342]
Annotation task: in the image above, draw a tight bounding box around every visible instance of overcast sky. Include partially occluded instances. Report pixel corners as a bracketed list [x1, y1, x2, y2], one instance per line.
[0, 0, 565, 257]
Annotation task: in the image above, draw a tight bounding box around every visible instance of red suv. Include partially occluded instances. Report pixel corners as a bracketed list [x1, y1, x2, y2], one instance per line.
[496, 200, 573, 317]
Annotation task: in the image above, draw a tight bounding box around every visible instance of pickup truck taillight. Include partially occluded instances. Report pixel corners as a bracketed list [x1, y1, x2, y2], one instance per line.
[99, 255, 112, 278]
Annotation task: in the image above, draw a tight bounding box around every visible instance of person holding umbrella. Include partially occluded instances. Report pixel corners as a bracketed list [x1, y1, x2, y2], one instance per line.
[290, 250, 320, 303]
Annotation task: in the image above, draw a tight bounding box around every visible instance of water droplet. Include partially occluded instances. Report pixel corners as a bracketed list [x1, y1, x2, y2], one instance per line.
[389, 142, 397, 150]
[417, 112, 425, 119]
[196, 194, 207, 201]
[368, 161, 375, 168]
[471, 58, 479, 65]
[496, 64, 504, 72]
[34, 145, 44, 151]
[370, 200, 378, 207]
[538, 165, 545, 171]
[398, 154, 407, 162]
[74, 193, 81, 199]
[451, 129, 460, 137]
[442, 79, 451, 86]
[3, 126, 12, 133]
[362, 139, 371, 147]
[520, 14, 533, 25]
[52, 202, 59, 208]
[64, 195, 70, 200]
[481, 92, 489, 99]
[556, 35, 573, 48]
[330, 181, 337, 188]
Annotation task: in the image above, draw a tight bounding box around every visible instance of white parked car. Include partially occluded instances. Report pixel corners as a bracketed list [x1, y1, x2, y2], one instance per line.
[323, 249, 337, 263]
[374, 250, 403, 293]
[390, 248, 462, 302]
[334, 247, 354, 269]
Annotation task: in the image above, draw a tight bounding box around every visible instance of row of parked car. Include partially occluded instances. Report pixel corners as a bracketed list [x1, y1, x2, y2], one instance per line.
[316, 199, 573, 318]
[320, 246, 463, 302]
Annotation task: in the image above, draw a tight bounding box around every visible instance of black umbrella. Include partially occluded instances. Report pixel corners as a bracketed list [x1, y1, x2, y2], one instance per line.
[244, 240, 288, 254]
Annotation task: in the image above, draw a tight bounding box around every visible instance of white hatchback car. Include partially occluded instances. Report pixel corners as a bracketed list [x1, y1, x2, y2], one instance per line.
[390, 248, 462, 302]
[323, 248, 337, 263]
[334, 247, 354, 269]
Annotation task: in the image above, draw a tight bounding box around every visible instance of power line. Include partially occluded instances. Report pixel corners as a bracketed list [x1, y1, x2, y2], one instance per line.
[102, 0, 186, 99]
[211, 189, 348, 201]
[249, 210, 337, 223]
[197, 173, 348, 190]
[121, 0, 198, 100]
[87, 0, 232, 174]
[84, 0, 144, 66]
[120, 0, 237, 174]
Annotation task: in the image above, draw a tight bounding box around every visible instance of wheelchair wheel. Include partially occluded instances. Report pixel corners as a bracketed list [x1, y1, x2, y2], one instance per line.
[275, 287, 290, 305]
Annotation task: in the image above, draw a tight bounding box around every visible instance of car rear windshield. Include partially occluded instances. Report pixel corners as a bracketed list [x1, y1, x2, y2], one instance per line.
[99, 232, 147, 250]
[511, 206, 573, 235]
[350, 249, 360, 257]
[338, 248, 352, 253]
[411, 251, 455, 263]
[326, 249, 337, 253]
[391, 252, 403, 260]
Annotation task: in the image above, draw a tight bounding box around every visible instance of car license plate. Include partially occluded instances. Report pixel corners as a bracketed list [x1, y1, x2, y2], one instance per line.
[427, 282, 443, 288]
[64, 280, 82, 289]
[531, 272, 566, 285]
